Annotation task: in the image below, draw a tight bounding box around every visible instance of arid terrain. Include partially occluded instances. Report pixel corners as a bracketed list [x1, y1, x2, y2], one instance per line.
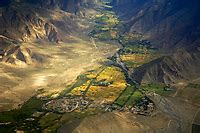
[0, 37, 118, 111]
[0, 0, 200, 133]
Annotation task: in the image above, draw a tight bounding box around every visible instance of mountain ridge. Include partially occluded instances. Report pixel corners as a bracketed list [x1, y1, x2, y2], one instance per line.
[131, 49, 200, 84]
[113, 0, 200, 51]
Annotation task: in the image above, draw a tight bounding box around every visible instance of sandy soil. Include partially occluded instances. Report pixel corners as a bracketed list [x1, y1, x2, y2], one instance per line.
[0, 37, 118, 111]
[58, 111, 171, 133]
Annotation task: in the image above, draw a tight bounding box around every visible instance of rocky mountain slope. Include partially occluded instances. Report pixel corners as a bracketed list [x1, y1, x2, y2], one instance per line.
[0, 0, 94, 65]
[26, 0, 100, 12]
[131, 50, 200, 84]
[111, 0, 200, 85]
[113, 0, 200, 51]
[0, 0, 97, 42]
[1, 7, 60, 42]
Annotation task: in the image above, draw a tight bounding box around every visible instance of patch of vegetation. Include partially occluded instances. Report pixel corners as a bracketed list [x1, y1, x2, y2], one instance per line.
[100, 2, 113, 9]
[60, 74, 89, 96]
[94, 31, 113, 40]
[89, 5, 120, 41]
[118, 32, 158, 55]
[0, 97, 44, 122]
[124, 61, 144, 68]
[119, 33, 144, 44]
[114, 86, 136, 106]
[187, 83, 200, 89]
[39, 113, 61, 130]
[0, 97, 45, 132]
[70, 67, 126, 102]
[120, 44, 156, 55]
[142, 83, 172, 95]
[126, 91, 144, 106]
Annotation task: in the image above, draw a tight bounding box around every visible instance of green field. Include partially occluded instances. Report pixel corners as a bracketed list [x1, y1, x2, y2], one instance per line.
[142, 83, 173, 95]
[0, 97, 46, 132]
[89, 4, 119, 41]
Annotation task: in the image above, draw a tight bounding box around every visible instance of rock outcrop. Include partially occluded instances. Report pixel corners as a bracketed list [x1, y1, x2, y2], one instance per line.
[23, 0, 100, 13]
[113, 0, 200, 51]
[2, 45, 31, 65]
[0, 35, 46, 65]
[131, 50, 200, 84]
[0, 0, 98, 65]
[0, 0, 98, 44]
[0, 6, 60, 43]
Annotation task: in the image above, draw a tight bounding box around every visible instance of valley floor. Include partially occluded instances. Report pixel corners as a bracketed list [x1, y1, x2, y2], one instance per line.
[0, 37, 118, 111]
[0, 2, 199, 133]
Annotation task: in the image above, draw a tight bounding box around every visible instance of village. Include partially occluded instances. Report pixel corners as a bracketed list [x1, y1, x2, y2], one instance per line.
[42, 94, 155, 116]
[42, 96, 90, 113]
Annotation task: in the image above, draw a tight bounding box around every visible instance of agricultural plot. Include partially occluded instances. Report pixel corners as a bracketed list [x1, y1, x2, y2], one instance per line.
[60, 74, 90, 96]
[89, 6, 119, 40]
[112, 85, 145, 108]
[69, 67, 126, 102]
[121, 54, 151, 69]
[0, 97, 45, 132]
[141, 83, 173, 96]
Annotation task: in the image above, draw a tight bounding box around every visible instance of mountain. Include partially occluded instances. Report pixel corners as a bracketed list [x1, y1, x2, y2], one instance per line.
[26, 0, 99, 12]
[0, 1, 200, 133]
[113, 0, 200, 51]
[131, 49, 200, 84]
[0, 0, 94, 64]
[112, 0, 200, 85]
[0, 0, 100, 43]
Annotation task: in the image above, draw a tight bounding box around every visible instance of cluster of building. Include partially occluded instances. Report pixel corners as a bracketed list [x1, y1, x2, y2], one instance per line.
[93, 80, 113, 87]
[42, 94, 155, 116]
[104, 97, 155, 117]
[130, 97, 155, 116]
[42, 96, 89, 113]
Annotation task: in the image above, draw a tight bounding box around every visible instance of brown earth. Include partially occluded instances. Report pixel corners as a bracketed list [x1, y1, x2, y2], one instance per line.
[0, 37, 118, 111]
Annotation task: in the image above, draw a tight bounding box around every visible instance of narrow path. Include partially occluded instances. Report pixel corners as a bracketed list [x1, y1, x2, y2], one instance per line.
[90, 37, 97, 49]
[82, 67, 106, 97]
